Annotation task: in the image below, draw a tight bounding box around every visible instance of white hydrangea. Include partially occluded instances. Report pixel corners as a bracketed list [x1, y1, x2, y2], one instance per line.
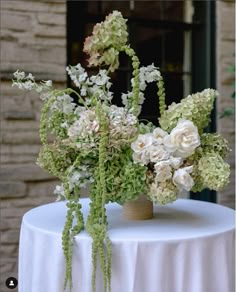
[51, 94, 76, 114]
[68, 109, 99, 140]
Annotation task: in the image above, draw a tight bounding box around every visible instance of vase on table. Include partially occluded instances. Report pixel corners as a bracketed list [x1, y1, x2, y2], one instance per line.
[123, 194, 153, 220]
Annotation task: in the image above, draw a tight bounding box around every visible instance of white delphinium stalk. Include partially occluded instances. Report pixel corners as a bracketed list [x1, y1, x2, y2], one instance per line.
[67, 64, 113, 103]
[12, 70, 52, 100]
[122, 64, 162, 111]
[66, 63, 88, 88]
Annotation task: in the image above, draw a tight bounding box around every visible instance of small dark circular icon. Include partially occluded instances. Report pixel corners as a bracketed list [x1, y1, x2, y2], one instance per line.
[6, 277, 18, 289]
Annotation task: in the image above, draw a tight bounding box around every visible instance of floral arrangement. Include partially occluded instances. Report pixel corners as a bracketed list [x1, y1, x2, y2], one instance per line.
[12, 11, 230, 292]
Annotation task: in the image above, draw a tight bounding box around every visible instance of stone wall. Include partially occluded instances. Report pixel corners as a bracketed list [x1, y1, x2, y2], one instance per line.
[216, 0, 235, 209]
[0, 1, 66, 291]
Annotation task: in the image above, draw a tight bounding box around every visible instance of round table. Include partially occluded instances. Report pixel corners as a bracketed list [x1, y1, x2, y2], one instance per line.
[19, 199, 235, 292]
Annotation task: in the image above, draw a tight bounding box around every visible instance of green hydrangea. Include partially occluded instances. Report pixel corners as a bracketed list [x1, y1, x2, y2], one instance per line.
[37, 143, 77, 179]
[196, 152, 230, 191]
[159, 89, 217, 133]
[83, 11, 128, 71]
[200, 133, 230, 158]
[148, 181, 178, 205]
[93, 147, 148, 204]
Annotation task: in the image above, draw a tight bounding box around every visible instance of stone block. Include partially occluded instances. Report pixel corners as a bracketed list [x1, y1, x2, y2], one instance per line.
[0, 154, 38, 164]
[1, 230, 20, 244]
[218, 3, 235, 40]
[4, 111, 35, 120]
[217, 84, 235, 103]
[0, 164, 55, 181]
[1, 1, 66, 13]
[0, 218, 22, 231]
[35, 23, 65, 38]
[0, 259, 17, 275]
[1, 96, 34, 116]
[0, 182, 27, 198]
[1, 40, 39, 63]
[0, 244, 18, 257]
[1, 130, 40, 144]
[37, 12, 66, 26]
[1, 11, 32, 31]
[1, 144, 40, 155]
[1, 62, 66, 82]
[217, 57, 235, 85]
[35, 36, 66, 47]
[1, 196, 56, 209]
[217, 40, 235, 60]
[0, 120, 40, 131]
[1, 206, 32, 218]
[27, 180, 59, 197]
[38, 46, 66, 65]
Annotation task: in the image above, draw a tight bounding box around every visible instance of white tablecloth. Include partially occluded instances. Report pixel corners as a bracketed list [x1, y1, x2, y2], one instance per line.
[19, 199, 235, 292]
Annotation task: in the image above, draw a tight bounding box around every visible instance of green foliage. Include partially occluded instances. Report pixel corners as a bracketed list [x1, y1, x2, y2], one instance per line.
[48, 110, 68, 139]
[86, 102, 112, 292]
[62, 200, 84, 290]
[121, 46, 140, 116]
[157, 78, 166, 115]
[39, 95, 56, 145]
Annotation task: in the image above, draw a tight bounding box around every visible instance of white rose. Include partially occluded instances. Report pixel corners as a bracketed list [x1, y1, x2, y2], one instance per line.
[169, 156, 183, 169]
[149, 145, 169, 163]
[164, 119, 200, 158]
[132, 152, 149, 166]
[154, 161, 172, 182]
[131, 133, 153, 154]
[152, 128, 168, 145]
[173, 166, 194, 191]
